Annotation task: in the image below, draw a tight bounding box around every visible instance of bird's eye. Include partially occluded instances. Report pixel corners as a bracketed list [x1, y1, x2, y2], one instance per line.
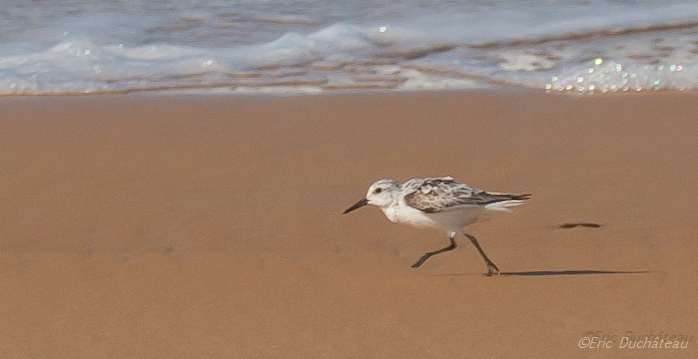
[374, 188, 382, 194]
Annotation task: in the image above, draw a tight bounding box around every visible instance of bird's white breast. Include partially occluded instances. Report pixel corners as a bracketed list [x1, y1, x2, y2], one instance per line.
[382, 202, 486, 231]
[382, 203, 441, 230]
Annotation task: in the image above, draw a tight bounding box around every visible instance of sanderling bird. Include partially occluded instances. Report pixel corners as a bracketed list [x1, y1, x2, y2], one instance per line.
[343, 176, 530, 276]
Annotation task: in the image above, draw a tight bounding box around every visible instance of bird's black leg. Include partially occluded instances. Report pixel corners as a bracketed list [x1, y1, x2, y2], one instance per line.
[411, 234, 457, 268]
[462, 232, 499, 276]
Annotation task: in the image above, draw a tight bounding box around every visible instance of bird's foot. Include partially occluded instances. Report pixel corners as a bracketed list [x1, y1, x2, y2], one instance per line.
[486, 262, 500, 277]
[411, 257, 427, 268]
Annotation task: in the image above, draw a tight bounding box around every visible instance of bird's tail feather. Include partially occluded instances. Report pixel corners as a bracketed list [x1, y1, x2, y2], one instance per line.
[483, 193, 531, 212]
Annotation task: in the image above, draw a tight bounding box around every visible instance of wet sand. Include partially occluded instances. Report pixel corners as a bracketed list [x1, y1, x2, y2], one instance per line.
[0, 91, 696, 358]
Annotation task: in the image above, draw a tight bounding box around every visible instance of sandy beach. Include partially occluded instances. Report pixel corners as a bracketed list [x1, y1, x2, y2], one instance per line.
[0, 90, 696, 358]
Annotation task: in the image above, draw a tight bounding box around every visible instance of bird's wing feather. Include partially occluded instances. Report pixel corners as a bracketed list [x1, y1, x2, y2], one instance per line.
[402, 177, 530, 213]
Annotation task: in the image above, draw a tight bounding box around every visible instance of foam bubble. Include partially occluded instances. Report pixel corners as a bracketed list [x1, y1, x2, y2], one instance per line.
[545, 59, 697, 92]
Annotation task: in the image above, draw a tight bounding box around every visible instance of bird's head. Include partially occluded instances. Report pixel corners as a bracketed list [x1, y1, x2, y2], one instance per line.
[343, 179, 400, 214]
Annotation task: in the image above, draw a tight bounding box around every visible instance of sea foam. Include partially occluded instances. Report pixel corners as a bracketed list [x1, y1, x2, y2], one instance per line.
[1, 0, 697, 95]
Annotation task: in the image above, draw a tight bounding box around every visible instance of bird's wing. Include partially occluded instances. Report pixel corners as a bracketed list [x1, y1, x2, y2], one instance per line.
[402, 177, 530, 213]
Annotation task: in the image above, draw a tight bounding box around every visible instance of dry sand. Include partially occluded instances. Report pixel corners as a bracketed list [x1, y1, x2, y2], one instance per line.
[0, 91, 696, 358]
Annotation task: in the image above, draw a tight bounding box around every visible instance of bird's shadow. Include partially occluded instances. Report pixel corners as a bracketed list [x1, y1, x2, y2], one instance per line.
[500, 269, 650, 276]
[429, 269, 651, 277]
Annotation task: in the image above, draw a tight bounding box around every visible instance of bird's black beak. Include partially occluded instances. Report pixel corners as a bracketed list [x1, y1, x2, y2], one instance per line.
[343, 198, 369, 214]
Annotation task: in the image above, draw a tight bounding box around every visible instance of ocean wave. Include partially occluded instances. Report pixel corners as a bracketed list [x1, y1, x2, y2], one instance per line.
[1, 1, 698, 95]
